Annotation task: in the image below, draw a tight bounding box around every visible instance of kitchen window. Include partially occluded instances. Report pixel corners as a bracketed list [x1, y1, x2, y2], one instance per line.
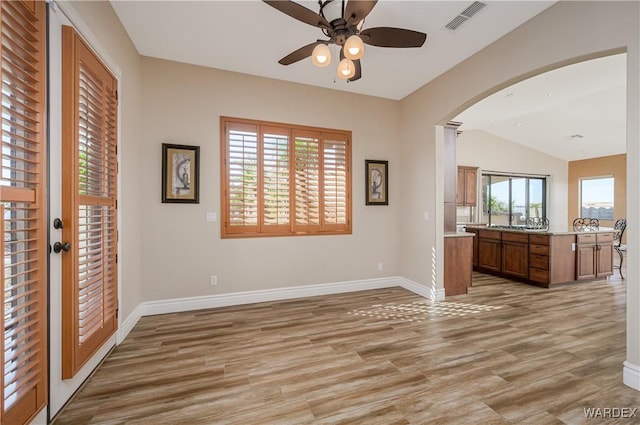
[482, 173, 547, 226]
[580, 176, 614, 220]
[221, 117, 351, 238]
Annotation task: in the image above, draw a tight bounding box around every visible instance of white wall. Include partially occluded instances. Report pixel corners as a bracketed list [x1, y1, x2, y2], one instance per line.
[398, 0, 639, 387]
[456, 129, 568, 227]
[140, 58, 402, 301]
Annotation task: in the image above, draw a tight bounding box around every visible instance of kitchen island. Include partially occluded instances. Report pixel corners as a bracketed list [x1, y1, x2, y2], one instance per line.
[464, 224, 615, 287]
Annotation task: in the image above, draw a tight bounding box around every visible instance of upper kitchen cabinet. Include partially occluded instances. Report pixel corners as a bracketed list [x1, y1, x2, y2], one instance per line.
[457, 166, 477, 206]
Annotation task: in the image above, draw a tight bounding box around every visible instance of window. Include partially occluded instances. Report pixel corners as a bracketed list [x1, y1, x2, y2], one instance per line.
[1, 1, 48, 423]
[221, 117, 351, 237]
[482, 173, 547, 225]
[580, 176, 614, 220]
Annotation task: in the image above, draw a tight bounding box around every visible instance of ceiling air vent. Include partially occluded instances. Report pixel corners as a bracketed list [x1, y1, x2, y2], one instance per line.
[445, 1, 487, 31]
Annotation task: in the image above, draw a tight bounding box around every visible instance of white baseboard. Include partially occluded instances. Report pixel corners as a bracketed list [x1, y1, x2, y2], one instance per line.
[117, 303, 143, 344]
[623, 361, 640, 390]
[116, 276, 441, 344]
[399, 277, 445, 301]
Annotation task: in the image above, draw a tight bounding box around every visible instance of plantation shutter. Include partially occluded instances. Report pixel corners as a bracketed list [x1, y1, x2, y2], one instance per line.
[0, 1, 48, 423]
[61, 26, 118, 379]
[221, 117, 351, 238]
[261, 126, 290, 233]
[224, 121, 259, 234]
[322, 133, 349, 231]
[293, 130, 321, 233]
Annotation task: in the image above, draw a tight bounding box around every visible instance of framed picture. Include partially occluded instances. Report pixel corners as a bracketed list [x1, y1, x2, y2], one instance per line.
[365, 160, 388, 205]
[162, 143, 200, 203]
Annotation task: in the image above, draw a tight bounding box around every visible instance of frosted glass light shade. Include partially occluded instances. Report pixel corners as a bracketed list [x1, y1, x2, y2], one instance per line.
[343, 35, 364, 60]
[336, 58, 355, 79]
[311, 44, 332, 67]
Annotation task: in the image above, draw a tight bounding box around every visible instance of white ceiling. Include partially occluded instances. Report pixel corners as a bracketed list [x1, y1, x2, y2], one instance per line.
[110, 0, 555, 100]
[455, 53, 627, 161]
[110, 0, 626, 161]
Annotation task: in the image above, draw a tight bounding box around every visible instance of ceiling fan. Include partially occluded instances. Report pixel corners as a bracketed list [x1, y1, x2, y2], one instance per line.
[263, 0, 427, 82]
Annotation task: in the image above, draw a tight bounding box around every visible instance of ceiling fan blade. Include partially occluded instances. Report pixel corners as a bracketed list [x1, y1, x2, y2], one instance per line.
[278, 41, 322, 65]
[360, 27, 427, 48]
[263, 1, 329, 29]
[344, 0, 378, 26]
[349, 59, 362, 82]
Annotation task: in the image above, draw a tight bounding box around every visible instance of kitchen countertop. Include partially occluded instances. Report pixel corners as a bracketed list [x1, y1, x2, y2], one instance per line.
[463, 223, 614, 236]
[444, 231, 475, 238]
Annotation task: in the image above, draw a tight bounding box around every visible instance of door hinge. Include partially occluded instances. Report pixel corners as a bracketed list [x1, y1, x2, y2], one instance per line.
[116, 308, 119, 319]
[115, 253, 118, 264]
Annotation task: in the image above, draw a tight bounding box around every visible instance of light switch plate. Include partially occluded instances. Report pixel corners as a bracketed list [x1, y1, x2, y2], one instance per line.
[206, 212, 217, 222]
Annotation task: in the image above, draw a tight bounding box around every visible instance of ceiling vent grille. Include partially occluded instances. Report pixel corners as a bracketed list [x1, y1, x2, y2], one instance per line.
[445, 1, 487, 31]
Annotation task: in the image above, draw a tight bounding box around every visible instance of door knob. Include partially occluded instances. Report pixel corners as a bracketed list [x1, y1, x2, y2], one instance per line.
[53, 242, 71, 253]
[53, 218, 64, 229]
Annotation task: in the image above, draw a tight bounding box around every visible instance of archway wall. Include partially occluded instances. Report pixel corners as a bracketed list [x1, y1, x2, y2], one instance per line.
[398, 0, 639, 370]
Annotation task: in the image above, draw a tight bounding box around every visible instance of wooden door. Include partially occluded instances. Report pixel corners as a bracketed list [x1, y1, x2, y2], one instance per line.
[576, 244, 596, 280]
[464, 168, 477, 206]
[478, 238, 501, 272]
[502, 241, 528, 278]
[597, 243, 613, 277]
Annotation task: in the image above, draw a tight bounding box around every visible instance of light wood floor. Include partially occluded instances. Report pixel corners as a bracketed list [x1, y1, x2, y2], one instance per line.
[53, 263, 640, 424]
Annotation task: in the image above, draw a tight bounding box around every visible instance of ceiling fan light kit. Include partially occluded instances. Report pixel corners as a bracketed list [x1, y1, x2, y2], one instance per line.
[337, 57, 356, 79]
[263, 0, 427, 82]
[343, 34, 364, 60]
[312, 43, 332, 67]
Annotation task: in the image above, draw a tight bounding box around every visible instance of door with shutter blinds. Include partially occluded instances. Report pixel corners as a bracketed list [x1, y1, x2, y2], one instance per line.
[61, 25, 118, 379]
[0, 1, 48, 423]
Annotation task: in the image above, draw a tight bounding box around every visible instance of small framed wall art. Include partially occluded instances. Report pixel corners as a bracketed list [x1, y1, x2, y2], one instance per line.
[365, 159, 388, 205]
[162, 143, 200, 203]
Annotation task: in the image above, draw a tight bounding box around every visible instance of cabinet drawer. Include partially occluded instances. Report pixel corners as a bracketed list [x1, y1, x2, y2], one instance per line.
[529, 234, 549, 246]
[529, 243, 549, 255]
[597, 233, 613, 243]
[502, 232, 529, 243]
[529, 268, 549, 283]
[529, 254, 549, 269]
[479, 230, 501, 240]
[577, 234, 596, 244]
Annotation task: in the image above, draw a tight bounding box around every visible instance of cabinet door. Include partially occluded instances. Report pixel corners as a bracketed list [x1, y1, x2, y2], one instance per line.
[456, 168, 465, 206]
[464, 168, 477, 206]
[597, 243, 613, 277]
[502, 241, 528, 278]
[478, 238, 501, 272]
[576, 244, 596, 280]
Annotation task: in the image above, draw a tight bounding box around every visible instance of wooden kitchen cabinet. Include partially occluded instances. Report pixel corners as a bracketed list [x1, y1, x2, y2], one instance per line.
[457, 166, 477, 206]
[501, 232, 528, 279]
[576, 233, 613, 280]
[444, 235, 473, 296]
[465, 227, 479, 269]
[478, 229, 501, 273]
[470, 227, 578, 287]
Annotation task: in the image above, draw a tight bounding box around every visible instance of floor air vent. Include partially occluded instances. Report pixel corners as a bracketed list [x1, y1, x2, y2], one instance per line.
[445, 1, 487, 31]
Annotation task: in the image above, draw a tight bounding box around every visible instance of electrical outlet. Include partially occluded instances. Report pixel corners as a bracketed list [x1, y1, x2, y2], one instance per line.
[210, 275, 218, 286]
[378, 262, 384, 271]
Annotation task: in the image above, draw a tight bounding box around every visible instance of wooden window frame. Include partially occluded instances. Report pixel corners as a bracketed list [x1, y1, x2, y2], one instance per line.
[221, 117, 352, 238]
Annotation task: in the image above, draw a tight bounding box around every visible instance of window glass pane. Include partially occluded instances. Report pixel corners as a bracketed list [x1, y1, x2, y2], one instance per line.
[529, 179, 544, 219]
[488, 175, 510, 225]
[511, 177, 526, 225]
[580, 177, 614, 220]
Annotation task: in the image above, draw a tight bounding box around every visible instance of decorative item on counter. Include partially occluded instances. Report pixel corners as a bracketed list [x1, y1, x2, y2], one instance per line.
[526, 217, 549, 230]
